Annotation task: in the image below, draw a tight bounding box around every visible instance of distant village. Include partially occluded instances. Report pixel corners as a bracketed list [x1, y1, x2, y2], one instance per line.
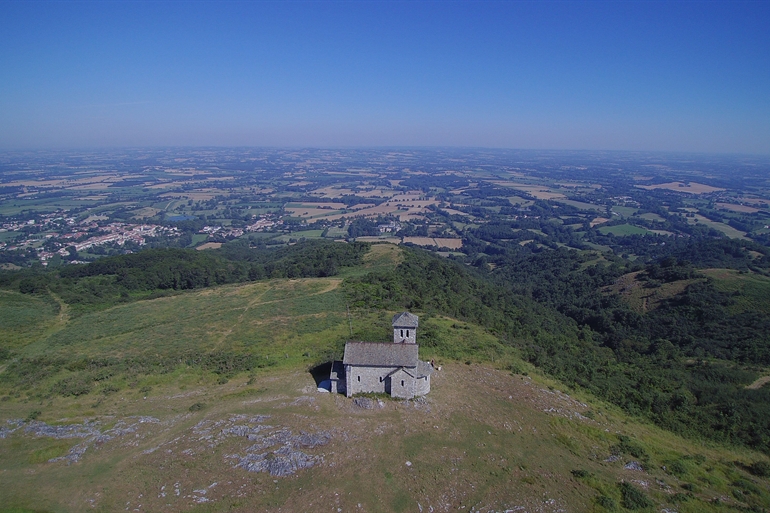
[0, 211, 280, 267]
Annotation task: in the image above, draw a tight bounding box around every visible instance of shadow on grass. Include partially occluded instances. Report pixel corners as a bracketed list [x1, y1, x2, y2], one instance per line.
[309, 361, 332, 387]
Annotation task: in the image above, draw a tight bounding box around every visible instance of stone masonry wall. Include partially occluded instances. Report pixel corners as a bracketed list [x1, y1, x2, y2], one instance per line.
[345, 365, 397, 397]
[413, 374, 430, 396]
[393, 327, 416, 344]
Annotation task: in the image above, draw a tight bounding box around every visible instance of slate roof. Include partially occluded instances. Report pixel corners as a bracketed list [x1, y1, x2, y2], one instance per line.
[343, 342, 418, 367]
[387, 360, 433, 379]
[392, 311, 419, 328]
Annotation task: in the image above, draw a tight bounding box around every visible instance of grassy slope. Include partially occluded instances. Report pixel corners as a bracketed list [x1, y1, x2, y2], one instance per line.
[702, 268, 770, 315]
[604, 271, 706, 313]
[0, 290, 62, 350]
[1, 244, 770, 512]
[2, 364, 769, 513]
[607, 267, 770, 316]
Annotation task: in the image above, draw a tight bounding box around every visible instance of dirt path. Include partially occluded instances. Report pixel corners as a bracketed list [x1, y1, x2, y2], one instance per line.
[219, 279, 342, 345]
[246, 279, 342, 308]
[747, 376, 770, 390]
[41, 292, 70, 337]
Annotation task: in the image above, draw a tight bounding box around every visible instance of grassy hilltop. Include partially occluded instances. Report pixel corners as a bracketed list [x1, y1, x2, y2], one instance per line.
[1, 243, 770, 512]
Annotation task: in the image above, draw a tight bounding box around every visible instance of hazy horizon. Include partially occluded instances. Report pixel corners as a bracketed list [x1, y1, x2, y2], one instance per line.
[1, 1, 769, 154]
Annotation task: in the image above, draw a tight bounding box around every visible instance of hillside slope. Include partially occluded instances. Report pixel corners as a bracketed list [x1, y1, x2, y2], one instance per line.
[2, 243, 770, 512]
[2, 361, 770, 513]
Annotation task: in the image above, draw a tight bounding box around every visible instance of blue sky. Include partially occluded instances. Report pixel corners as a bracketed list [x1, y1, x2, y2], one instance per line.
[1, 1, 768, 153]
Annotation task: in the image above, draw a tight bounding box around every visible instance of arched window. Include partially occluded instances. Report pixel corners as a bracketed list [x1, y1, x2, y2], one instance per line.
[400, 329, 404, 337]
[406, 330, 410, 338]
[357, 376, 361, 382]
[401, 380, 405, 387]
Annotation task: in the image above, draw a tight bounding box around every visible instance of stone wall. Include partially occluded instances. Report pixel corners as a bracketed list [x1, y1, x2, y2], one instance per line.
[345, 364, 396, 397]
[345, 363, 430, 399]
[393, 327, 417, 344]
[413, 373, 430, 396]
[388, 369, 415, 399]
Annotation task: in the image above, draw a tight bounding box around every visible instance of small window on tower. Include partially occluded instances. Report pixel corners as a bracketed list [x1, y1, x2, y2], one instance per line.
[401, 380, 405, 387]
[400, 329, 404, 337]
[357, 376, 361, 382]
[406, 330, 410, 338]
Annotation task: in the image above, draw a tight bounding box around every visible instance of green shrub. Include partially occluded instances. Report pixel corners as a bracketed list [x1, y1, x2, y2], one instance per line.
[619, 482, 653, 510]
[733, 478, 761, 495]
[666, 459, 689, 477]
[749, 460, 770, 477]
[613, 435, 648, 460]
[671, 492, 693, 503]
[100, 384, 120, 395]
[596, 495, 617, 510]
[52, 375, 92, 396]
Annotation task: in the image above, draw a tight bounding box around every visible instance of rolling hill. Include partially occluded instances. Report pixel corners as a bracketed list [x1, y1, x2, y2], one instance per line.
[1, 243, 770, 512]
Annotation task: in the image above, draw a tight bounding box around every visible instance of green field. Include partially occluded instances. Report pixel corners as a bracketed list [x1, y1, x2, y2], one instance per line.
[598, 224, 651, 236]
[323, 225, 349, 238]
[690, 215, 748, 239]
[0, 231, 19, 242]
[610, 206, 637, 217]
[555, 199, 605, 211]
[639, 212, 666, 222]
[0, 198, 101, 216]
[188, 233, 209, 246]
[274, 229, 325, 242]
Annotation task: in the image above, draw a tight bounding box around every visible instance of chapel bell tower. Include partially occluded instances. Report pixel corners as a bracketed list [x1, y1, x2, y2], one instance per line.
[392, 311, 418, 344]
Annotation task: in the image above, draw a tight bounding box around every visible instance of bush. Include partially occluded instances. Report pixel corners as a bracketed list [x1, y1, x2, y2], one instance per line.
[100, 384, 120, 395]
[666, 459, 689, 477]
[596, 495, 617, 510]
[671, 492, 693, 503]
[619, 482, 653, 510]
[748, 460, 770, 477]
[52, 375, 92, 396]
[733, 478, 761, 495]
[612, 435, 648, 461]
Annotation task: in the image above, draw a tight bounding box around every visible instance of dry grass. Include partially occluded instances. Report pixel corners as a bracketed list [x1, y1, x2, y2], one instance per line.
[636, 182, 724, 194]
[716, 202, 760, 213]
[402, 237, 437, 246]
[490, 181, 567, 200]
[604, 271, 705, 313]
[590, 217, 609, 227]
[196, 242, 222, 250]
[2, 362, 767, 512]
[434, 238, 463, 249]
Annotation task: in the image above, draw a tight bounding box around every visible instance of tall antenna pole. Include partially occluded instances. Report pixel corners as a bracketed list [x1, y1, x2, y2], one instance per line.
[346, 303, 353, 338]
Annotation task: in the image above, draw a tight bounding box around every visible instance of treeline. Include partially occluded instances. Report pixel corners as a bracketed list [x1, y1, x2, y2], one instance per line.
[343, 245, 770, 454]
[3, 240, 368, 313]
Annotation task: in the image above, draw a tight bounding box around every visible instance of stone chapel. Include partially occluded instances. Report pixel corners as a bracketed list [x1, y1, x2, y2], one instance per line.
[329, 312, 432, 399]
